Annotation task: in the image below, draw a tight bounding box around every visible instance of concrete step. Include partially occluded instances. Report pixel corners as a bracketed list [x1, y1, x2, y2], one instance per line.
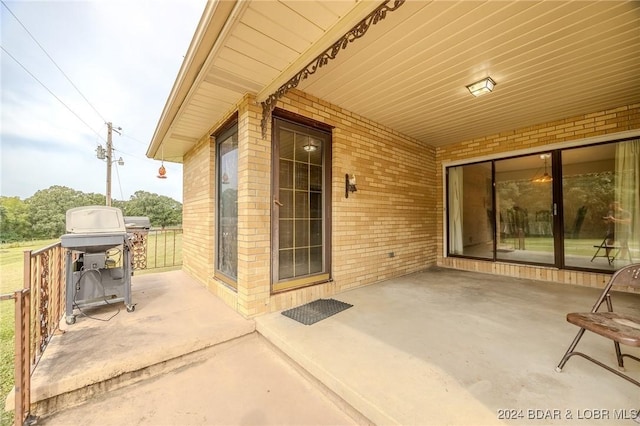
[30, 332, 255, 417]
[33, 333, 366, 426]
[5, 270, 256, 418]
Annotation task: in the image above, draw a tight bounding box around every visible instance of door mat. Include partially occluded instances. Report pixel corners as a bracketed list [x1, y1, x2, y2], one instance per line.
[281, 298, 353, 325]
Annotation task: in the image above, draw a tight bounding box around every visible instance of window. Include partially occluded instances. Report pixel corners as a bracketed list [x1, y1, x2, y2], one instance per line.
[446, 138, 639, 272]
[215, 120, 238, 287]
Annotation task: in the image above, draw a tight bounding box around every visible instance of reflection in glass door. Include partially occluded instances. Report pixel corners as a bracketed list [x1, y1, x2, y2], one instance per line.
[447, 162, 494, 259]
[446, 139, 639, 272]
[562, 142, 638, 270]
[216, 123, 238, 287]
[272, 118, 331, 292]
[494, 153, 555, 264]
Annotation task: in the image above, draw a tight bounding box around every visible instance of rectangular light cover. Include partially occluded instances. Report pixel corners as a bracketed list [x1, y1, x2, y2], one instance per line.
[467, 77, 496, 97]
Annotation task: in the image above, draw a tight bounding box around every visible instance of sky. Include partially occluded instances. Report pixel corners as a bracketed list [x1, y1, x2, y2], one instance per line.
[1, 0, 208, 203]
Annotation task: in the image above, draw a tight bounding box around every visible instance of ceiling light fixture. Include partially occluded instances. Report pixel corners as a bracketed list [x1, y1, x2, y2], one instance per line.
[303, 142, 317, 152]
[466, 76, 496, 97]
[532, 154, 552, 183]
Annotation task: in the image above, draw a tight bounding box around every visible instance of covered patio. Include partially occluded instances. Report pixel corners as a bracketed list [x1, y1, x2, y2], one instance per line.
[147, 0, 640, 319]
[27, 267, 640, 425]
[258, 267, 640, 425]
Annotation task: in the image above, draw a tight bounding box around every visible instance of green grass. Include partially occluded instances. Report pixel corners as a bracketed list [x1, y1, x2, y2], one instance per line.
[506, 237, 637, 257]
[521, 237, 598, 254]
[0, 233, 182, 425]
[1, 239, 57, 426]
[143, 230, 183, 269]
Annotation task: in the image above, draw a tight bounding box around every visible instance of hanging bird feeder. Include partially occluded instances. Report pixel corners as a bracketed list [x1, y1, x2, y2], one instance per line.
[157, 163, 167, 179]
[157, 146, 167, 179]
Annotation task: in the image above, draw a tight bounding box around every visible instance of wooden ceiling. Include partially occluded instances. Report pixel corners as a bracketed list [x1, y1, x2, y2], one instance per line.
[148, 0, 640, 162]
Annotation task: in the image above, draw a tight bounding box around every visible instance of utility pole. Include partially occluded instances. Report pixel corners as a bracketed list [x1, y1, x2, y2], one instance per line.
[98, 122, 123, 207]
[106, 122, 113, 206]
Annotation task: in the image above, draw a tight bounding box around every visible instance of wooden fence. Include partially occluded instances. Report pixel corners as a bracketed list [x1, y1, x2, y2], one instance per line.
[2, 242, 67, 426]
[3, 229, 182, 425]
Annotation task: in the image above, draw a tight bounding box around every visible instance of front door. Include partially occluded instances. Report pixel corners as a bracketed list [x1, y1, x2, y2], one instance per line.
[272, 117, 331, 292]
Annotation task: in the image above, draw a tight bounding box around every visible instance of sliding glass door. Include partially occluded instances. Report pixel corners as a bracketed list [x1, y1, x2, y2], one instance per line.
[446, 138, 639, 272]
[495, 153, 555, 265]
[447, 162, 493, 259]
[563, 141, 639, 270]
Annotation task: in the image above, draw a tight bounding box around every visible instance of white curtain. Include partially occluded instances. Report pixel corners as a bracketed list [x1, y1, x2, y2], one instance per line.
[615, 138, 639, 255]
[448, 167, 464, 254]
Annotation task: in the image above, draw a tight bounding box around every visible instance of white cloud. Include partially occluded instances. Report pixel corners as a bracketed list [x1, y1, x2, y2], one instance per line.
[0, 0, 206, 202]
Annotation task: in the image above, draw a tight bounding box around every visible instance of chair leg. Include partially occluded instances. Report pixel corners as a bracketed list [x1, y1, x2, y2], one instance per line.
[556, 328, 586, 372]
[590, 242, 603, 262]
[614, 341, 625, 370]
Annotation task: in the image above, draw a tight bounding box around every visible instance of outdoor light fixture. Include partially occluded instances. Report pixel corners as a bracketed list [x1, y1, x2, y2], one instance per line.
[466, 76, 496, 97]
[345, 174, 357, 198]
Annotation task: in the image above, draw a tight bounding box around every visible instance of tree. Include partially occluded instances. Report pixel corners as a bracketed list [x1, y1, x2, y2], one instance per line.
[1, 186, 181, 242]
[0, 196, 30, 242]
[26, 186, 106, 239]
[123, 191, 182, 228]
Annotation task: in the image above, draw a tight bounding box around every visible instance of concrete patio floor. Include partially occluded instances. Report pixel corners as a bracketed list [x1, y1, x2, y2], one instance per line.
[257, 268, 640, 425]
[10, 270, 256, 417]
[15, 267, 640, 425]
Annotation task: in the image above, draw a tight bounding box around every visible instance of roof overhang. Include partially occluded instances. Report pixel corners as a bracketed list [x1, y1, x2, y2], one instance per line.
[147, 0, 238, 161]
[148, 0, 640, 163]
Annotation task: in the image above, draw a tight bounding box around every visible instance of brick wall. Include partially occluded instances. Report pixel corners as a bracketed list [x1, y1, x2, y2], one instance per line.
[263, 89, 437, 315]
[185, 95, 638, 317]
[235, 95, 273, 316]
[436, 103, 640, 289]
[181, 136, 214, 281]
[184, 90, 437, 316]
[182, 100, 240, 295]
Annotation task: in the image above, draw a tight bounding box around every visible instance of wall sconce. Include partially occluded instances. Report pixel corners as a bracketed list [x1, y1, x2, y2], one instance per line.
[466, 76, 496, 97]
[345, 174, 357, 198]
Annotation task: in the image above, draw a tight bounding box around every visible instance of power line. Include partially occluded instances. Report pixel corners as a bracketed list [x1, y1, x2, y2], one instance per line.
[113, 146, 179, 169]
[0, 45, 107, 143]
[1, 0, 108, 124]
[114, 162, 125, 201]
[121, 133, 149, 146]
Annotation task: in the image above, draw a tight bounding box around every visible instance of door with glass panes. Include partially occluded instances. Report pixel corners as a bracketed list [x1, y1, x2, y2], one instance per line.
[272, 117, 331, 292]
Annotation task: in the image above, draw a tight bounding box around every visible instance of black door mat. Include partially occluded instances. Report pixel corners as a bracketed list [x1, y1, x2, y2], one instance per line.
[281, 298, 353, 325]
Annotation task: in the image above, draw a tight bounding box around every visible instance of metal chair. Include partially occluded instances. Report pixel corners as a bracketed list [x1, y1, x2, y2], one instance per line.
[556, 263, 640, 388]
[590, 234, 633, 265]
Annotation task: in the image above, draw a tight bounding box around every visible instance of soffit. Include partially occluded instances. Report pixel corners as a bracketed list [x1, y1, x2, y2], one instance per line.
[295, 0, 640, 147]
[149, 0, 365, 162]
[150, 0, 640, 162]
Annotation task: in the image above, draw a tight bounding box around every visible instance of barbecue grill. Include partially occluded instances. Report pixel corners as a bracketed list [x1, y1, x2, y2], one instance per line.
[61, 206, 135, 324]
